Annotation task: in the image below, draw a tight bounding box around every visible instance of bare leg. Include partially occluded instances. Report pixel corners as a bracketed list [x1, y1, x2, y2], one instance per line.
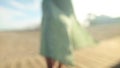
[46, 57, 55, 68]
[58, 63, 63, 68]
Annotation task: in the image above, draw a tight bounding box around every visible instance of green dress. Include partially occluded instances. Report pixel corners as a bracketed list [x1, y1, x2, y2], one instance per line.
[40, 0, 97, 66]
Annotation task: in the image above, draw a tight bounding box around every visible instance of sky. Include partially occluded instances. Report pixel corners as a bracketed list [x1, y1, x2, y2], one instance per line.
[72, 0, 120, 26]
[0, 0, 120, 30]
[0, 0, 42, 30]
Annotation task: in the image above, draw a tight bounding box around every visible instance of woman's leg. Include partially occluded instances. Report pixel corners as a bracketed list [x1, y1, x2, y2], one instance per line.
[46, 57, 55, 68]
[58, 63, 75, 68]
[58, 63, 63, 68]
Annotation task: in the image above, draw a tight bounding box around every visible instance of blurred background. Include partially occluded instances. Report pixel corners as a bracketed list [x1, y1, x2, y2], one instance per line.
[0, 0, 120, 68]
